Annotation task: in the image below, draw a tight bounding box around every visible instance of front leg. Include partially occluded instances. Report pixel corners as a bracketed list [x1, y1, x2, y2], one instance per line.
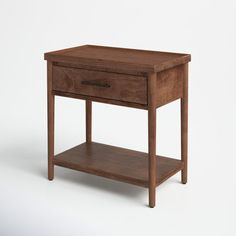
[47, 61, 54, 181]
[148, 73, 157, 208]
[181, 64, 188, 184]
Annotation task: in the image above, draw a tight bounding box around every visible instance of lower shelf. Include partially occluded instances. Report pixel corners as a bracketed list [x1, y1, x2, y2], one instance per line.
[54, 142, 183, 187]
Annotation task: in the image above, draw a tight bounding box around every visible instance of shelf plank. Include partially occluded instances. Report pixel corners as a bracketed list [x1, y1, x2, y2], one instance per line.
[54, 142, 183, 187]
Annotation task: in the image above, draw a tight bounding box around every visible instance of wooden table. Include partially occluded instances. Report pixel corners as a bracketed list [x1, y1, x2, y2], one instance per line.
[44, 45, 191, 207]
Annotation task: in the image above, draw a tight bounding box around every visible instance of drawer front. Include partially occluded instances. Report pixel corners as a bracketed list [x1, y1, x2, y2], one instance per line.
[52, 66, 147, 104]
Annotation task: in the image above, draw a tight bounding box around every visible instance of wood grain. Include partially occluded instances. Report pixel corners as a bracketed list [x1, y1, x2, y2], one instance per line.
[53, 90, 148, 110]
[148, 73, 157, 208]
[54, 142, 183, 187]
[155, 65, 184, 108]
[47, 61, 54, 180]
[181, 64, 188, 184]
[53, 66, 147, 105]
[45, 45, 191, 74]
[45, 45, 190, 207]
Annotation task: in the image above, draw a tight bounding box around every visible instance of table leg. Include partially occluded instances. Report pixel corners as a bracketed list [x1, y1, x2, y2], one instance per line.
[47, 61, 54, 181]
[86, 100, 92, 143]
[148, 73, 157, 208]
[181, 64, 188, 184]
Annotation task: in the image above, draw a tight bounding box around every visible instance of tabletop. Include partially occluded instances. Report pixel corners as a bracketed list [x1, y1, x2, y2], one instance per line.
[44, 45, 191, 74]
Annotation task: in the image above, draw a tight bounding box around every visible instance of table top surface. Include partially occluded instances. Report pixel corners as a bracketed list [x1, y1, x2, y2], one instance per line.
[45, 45, 191, 73]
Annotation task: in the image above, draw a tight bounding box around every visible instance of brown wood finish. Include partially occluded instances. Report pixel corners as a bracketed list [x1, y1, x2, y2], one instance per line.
[155, 65, 184, 108]
[148, 73, 157, 208]
[181, 64, 188, 184]
[53, 90, 148, 110]
[53, 66, 147, 105]
[86, 100, 92, 143]
[45, 44, 190, 207]
[52, 61, 146, 77]
[47, 61, 54, 180]
[54, 142, 183, 187]
[45, 45, 190, 74]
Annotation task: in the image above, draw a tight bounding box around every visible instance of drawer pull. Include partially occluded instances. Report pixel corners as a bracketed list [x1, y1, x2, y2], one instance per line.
[81, 80, 111, 88]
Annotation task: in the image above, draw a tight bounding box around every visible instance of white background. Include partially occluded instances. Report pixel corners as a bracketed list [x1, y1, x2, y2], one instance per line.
[0, 0, 235, 235]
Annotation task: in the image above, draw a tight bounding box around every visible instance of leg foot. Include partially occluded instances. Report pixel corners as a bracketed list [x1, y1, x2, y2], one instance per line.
[149, 188, 156, 208]
[48, 166, 54, 181]
[181, 170, 187, 184]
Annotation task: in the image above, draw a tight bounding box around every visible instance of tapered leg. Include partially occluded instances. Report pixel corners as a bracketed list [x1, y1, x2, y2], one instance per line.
[148, 73, 157, 208]
[181, 64, 188, 184]
[47, 61, 54, 180]
[86, 100, 92, 143]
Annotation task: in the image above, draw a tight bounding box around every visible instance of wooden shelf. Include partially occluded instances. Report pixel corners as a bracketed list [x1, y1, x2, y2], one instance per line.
[54, 142, 183, 187]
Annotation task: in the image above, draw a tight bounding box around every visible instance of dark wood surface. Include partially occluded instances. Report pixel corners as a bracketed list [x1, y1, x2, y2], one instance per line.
[54, 90, 148, 110]
[54, 142, 183, 188]
[181, 64, 188, 184]
[47, 61, 54, 181]
[155, 65, 183, 108]
[45, 45, 190, 207]
[86, 100, 92, 143]
[53, 66, 147, 104]
[45, 45, 190, 74]
[148, 73, 157, 207]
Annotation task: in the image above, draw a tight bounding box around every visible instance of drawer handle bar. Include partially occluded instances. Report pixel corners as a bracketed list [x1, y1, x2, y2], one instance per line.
[81, 80, 111, 88]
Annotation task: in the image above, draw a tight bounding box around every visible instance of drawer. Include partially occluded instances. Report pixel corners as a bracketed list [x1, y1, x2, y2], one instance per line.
[52, 66, 147, 104]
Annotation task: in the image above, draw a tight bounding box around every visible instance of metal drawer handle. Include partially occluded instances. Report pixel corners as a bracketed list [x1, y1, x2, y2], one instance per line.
[81, 80, 111, 88]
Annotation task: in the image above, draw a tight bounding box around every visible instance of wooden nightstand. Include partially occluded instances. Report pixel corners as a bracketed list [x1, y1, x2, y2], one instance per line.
[44, 45, 191, 207]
